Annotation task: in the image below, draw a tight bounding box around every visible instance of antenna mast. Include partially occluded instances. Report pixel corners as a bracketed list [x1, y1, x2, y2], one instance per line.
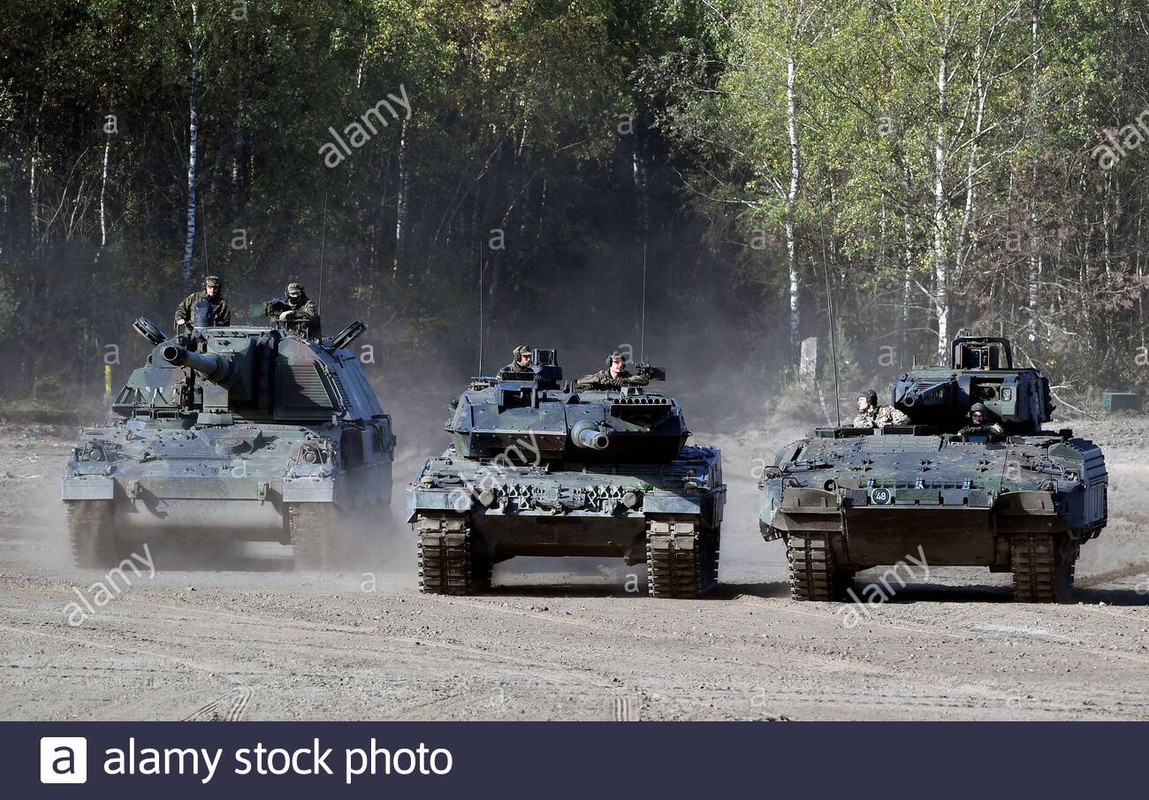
[477, 242, 484, 375]
[318, 190, 328, 313]
[640, 243, 647, 361]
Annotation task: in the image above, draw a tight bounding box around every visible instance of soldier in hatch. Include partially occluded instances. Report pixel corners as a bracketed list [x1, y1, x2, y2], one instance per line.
[853, 389, 910, 429]
[958, 402, 1005, 436]
[266, 282, 321, 339]
[174, 275, 231, 330]
[502, 345, 533, 375]
[577, 349, 649, 389]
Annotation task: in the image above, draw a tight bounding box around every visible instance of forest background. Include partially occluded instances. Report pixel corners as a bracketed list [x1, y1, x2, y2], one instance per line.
[2, 0, 1147, 426]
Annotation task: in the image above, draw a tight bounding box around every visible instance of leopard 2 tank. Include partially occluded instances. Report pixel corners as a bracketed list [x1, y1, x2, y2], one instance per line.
[407, 349, 725, 597]
[759, 332, 1107, 603]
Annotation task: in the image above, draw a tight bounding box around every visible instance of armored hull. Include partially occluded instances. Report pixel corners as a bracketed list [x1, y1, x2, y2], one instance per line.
[760, 427, 1107, 601]
[63, 319, 395, 570]
[760, 333, 1108, 602]
[407, 352, 726, 597]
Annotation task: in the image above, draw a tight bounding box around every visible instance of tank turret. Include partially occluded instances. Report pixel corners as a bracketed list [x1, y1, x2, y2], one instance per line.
[890, 331, 1054, 434]
[445, 349, 688, 464]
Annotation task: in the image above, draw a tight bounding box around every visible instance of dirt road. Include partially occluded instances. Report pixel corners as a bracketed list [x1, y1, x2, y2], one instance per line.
[1, 420, 1147, 721]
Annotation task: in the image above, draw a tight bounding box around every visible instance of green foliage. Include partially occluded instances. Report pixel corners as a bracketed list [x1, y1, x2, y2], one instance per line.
[0, 0, 1146, 405]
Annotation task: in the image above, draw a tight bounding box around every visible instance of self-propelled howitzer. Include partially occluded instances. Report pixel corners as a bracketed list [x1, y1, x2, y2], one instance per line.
[408, 350, 725, 597]
[759, 333, 1107, 603]
[63, 315, 395, 569]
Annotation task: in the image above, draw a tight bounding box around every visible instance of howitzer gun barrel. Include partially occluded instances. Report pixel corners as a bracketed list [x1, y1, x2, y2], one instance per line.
[571, 421, 610, 450]
[162, 345, 232, 384]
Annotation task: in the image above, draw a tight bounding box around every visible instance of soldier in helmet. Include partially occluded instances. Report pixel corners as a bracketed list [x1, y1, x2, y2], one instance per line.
[853, 389, 910, 429]
[577, 349, 649, 389]
[959, 402, 1005, 435]
[267, 282, 320, 339]
[503, 345, 534, 375]
[174, 275, 231, 330]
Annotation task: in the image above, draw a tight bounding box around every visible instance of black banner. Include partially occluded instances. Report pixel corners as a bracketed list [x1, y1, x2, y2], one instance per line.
[6, 721, 1143, 797]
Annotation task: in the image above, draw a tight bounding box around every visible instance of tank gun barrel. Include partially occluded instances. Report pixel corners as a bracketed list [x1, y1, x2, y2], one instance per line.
[162, 345, 232, 385]
[571, 421, 610, 451]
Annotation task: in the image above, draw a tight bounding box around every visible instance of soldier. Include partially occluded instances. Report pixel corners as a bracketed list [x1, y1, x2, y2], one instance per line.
[853, 389, 910, 429]
[577, 349, 649, 389]
[267, 282, 321, 339]
[503, 345, 533, 375]
[853, 390, 881, 427]
[174, 275, 231, 330]
[959, 402, 1005, 435]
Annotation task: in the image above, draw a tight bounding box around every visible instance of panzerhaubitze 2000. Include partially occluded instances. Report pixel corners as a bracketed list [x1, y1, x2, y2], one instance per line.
[407, 350, 725, 597]
[760, 332, 1107, 603]
[62, 302, 395, 569]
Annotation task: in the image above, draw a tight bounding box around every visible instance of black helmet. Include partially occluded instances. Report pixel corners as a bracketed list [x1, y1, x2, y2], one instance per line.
[861, 390, 878, 408]
[513, 345, 531, 358]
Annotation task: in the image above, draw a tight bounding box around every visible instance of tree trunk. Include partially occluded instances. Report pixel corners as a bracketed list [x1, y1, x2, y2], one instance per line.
[1027, 0, 1042, 343]
[182, 1, 200, 283]
[183, 62, 199, 282]
[392, 116, 409, 283]
[785, 50, 801, 366]
[931, 25, 950, 362]
[29, 90, 46, 256]
[99, 137, 110, 249]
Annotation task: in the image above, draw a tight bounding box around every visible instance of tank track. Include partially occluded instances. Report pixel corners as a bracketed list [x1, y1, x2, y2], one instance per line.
[646, 517, 719, 598]
[67, 500, 122, 569]
[1011, 533, 1076, 603]
[416, 514, 490, 595]
[288, 503, 333, 570]
[787, 533, 852, 601]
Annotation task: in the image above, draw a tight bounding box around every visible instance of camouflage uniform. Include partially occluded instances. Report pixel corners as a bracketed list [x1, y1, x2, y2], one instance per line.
[273, 283, 321, 339]
[576, 368, 649, 389]
[174, 288, 231, 329]
[502, 345, 533, 375]
[853, 405, 910, 428]
[577, 348, 649, 389]
[958, 403, 1004, 436]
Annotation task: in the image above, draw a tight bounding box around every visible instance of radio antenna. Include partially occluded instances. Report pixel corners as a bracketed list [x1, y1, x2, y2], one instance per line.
[477, 242, 484, 375]
[317, 190, 328, 313]
[640, 242, 647, 361]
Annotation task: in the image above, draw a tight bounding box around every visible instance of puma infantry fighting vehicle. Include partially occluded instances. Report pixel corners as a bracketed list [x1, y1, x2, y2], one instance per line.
[760, 332, 1107, 603]
[63, 304, 395, 569]
[407, 350, 725, 597]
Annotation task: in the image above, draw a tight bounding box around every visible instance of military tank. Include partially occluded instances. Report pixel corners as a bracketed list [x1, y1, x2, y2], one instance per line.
[760, 332, 1108, 603]
[62, 305, 395, 570]
[407, 350, 725, 597]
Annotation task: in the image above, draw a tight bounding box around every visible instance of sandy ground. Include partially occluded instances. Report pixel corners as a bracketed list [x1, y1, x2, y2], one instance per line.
[0, 418, 1147, 721]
